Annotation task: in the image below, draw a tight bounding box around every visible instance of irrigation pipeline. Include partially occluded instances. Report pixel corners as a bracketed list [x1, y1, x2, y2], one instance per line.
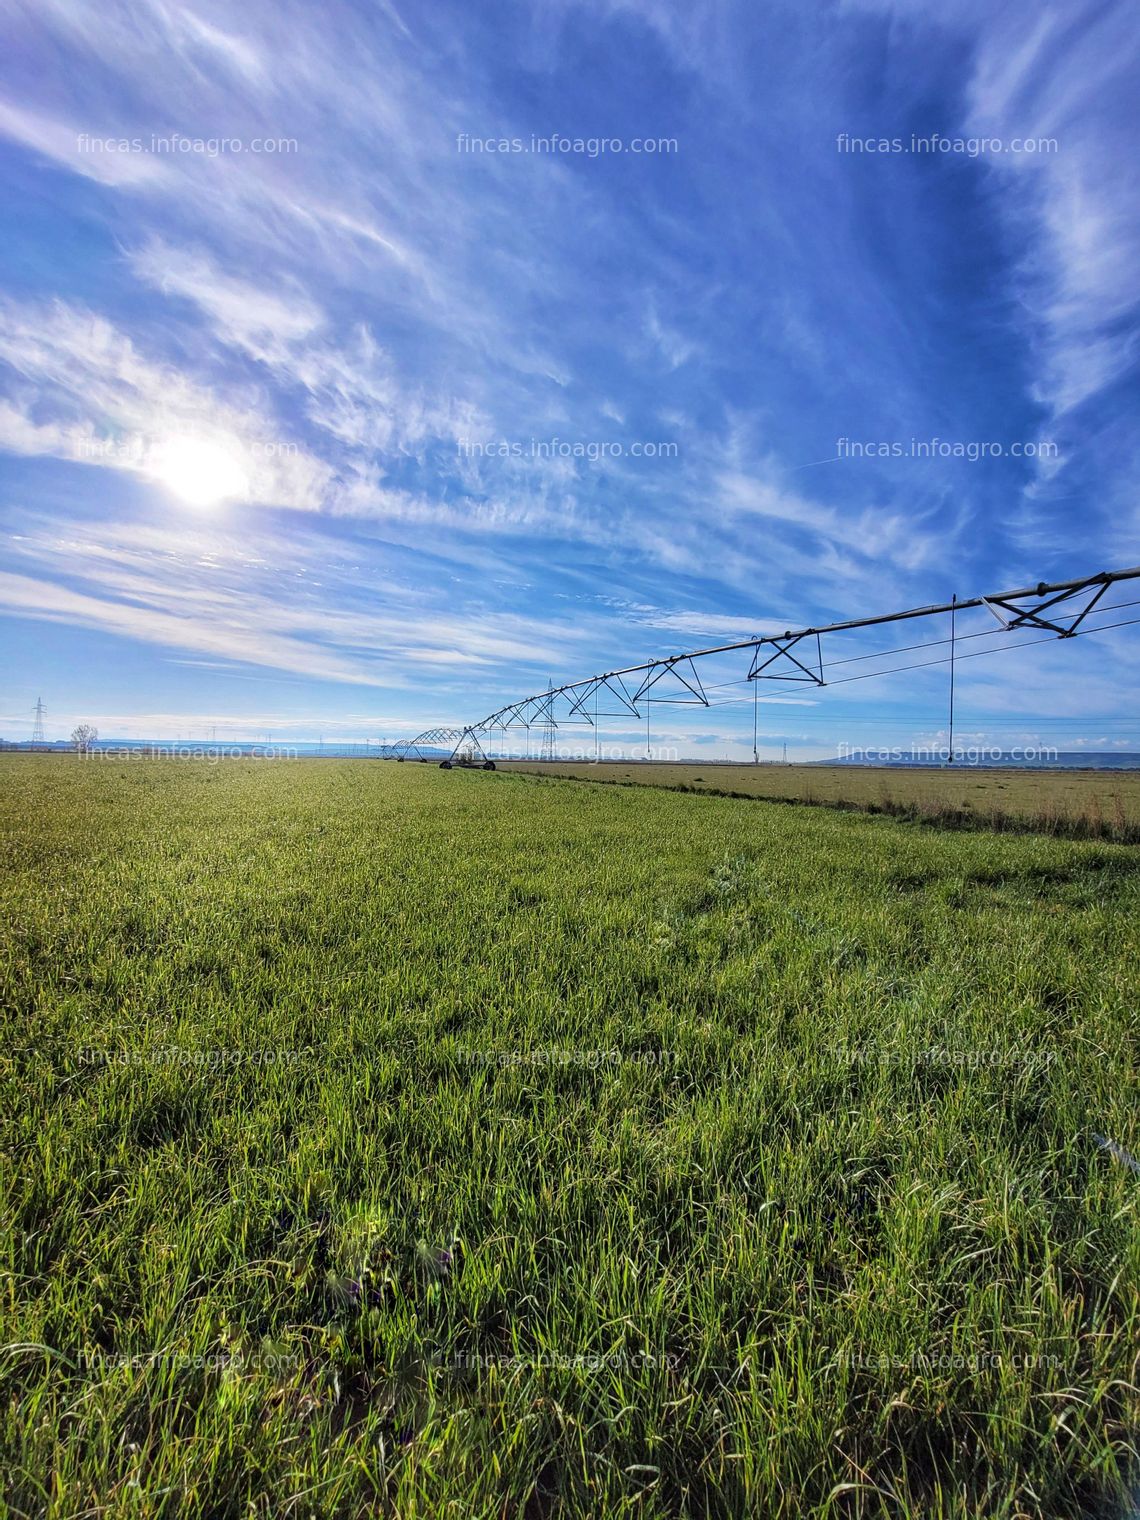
[392, 565, 1140, 760]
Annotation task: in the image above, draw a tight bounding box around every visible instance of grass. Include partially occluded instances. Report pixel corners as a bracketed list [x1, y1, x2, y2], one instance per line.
[502, 762, 1140, 843]
[1, 755, 1138, 1518]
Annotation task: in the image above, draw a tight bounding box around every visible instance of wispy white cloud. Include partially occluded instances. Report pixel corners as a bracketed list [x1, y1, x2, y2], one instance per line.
[127, 241, 324, 360]
[0, 510, 597, 687]
[846, 0, 1140, 417]
[0, 97, 167, 186]
[0, 298, 332, 509]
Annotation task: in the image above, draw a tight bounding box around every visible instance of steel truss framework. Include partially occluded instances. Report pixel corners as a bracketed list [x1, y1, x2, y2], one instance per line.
[392, 566, 1140, 762]
[385, 725, 492, 762]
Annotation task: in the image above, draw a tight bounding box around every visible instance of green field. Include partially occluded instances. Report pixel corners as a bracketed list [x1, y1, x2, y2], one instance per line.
[2, 756, 1138, 1518]
[503, 762, 1140, 840]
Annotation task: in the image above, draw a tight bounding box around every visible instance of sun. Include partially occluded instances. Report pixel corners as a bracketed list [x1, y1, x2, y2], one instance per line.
[150, 435, 249, 508]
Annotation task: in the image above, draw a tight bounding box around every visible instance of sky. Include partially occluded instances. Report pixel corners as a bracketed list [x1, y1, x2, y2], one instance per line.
[0, 0, 1138, 759]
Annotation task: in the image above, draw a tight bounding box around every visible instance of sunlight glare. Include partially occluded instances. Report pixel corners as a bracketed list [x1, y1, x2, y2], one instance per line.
[151, 436, 249, 508]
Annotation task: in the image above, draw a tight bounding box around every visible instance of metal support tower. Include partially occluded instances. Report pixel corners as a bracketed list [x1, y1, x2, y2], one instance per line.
[539, 680, 556, 761]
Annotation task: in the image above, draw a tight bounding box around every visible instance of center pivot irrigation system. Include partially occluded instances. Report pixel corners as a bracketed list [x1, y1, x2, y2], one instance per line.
[386, 564, 1140, 767]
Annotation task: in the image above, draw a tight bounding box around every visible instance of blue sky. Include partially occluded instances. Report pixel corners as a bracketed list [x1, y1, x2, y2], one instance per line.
[0, 0, 1137, 758]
